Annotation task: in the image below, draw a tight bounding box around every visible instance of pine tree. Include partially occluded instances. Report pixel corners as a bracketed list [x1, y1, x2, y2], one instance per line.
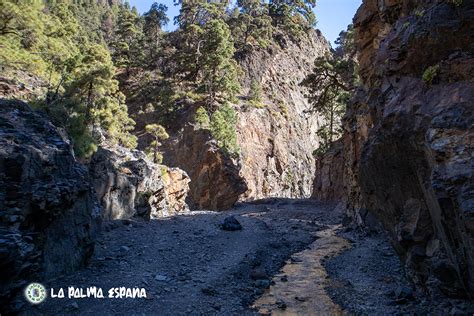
[194, 106, 211, 129]
[269, 0, 317, 33]
[210, 103, 240, 156]
[143, 2, 169, 65]
[249, 78, 263, 103]
[199, 18, 241, 108]
[112, 6, 141, 72]
[57, 43, 137, 156]
[144, 123, 169, 163]
[230, 0, 273, 49]
[301, 25, 357, 154]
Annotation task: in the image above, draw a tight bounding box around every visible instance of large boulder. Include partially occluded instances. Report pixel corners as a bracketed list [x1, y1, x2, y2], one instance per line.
[0, 100, 99, 310]
[89, 146, 190, 219]
[343, 0, 474, 296]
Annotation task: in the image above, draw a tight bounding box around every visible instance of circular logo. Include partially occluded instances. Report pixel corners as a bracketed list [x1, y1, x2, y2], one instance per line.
[24, 283, 47, 304]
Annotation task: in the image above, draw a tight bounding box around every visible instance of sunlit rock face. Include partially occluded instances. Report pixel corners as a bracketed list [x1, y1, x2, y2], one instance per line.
[162, 126, 247, 211]
[0, 100, 99, 311]
[236, 29, 330, 201]
[130, 30, 330, 209]
[89, 146, 190, 219]
[343, 0, 474, 296]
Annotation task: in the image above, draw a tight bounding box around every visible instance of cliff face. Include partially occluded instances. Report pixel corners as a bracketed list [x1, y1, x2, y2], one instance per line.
[310, 140, 344, 202]
[0, 100, 99, 310]
[163, 126, 247, 210]
[160, 30, 330, 209]
[90, 146, 190, 219]
[343, 0, 474, 296]
[237, 30, 330, 200]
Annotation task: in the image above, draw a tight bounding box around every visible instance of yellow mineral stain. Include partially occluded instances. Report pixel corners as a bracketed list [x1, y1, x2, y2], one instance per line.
[253, 225, 350, 316]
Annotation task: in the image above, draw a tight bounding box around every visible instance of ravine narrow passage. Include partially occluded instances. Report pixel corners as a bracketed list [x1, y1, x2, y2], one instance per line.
[20, 199, 457, 315]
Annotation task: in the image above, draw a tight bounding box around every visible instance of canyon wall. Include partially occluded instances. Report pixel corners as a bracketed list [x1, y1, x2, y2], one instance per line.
[0, 100, 100, 310]
[342, 0, 474, 296]
[236, 30, 330, 200]
[0, 99, 191, 311]
[310, 140, 345, 202]
[163, 126, 247, 210]
[159, 30, 330, 209]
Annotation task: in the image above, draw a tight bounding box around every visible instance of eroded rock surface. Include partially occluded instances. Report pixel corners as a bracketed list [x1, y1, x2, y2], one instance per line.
[139, 30, 330, 208]
[343, 0, 474, 296]
[163, 126, 247, 210]
[0, 100, 99, 311]
[311, 140, 344, 202]
[237, 29, 330, 200]
[90, 146, 190, 219]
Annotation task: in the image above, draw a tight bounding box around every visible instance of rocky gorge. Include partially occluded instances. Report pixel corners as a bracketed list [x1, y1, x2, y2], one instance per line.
[0, 0, 473, 314]
[132, 29, 331, 210]
[313, 0, 474, 299]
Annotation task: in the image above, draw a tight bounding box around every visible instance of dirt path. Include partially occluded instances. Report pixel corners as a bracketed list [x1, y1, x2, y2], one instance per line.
[21, 199, 341, 315]
[19, 199, 472, 315]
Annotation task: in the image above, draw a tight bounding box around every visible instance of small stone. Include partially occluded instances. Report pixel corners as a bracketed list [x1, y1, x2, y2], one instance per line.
[251, 267, 268, 280]
[201, 287, 217, 296]
[254, 288, 264, 295]
[450, 307, 465, 316]
[276, 299, 287, 310]
[396, 286, 414, 300]
[255, 279, 271, 289]
[221, 216, 242, 231]
[290, 256, 302, 263]
[155, 274, 169, 282]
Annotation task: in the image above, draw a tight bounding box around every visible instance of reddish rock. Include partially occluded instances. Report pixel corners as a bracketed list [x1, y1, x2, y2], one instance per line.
[342, 0, 474, 296]
[311, 140, 345, 201]
[163, 126, 247, 210]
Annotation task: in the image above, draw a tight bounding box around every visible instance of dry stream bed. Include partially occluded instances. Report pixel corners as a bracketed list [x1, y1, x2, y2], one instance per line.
[20, 199, 471, 315]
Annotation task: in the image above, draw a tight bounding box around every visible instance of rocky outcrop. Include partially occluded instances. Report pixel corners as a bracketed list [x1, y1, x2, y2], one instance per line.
[0, 68, 47, 101]
[236, 30, 330, 200]
[0, 100, 99, 310]
[311, 140, 344, 201]
[90, 146, 190, 219]
[161, 167, 191, 216]
[343, 0, 474, 297]
[129, 30, 329, 208]
[163, 126, 247, 210]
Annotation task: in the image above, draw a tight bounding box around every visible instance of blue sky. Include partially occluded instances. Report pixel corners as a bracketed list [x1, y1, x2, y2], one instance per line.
[128, 0, 362, 46]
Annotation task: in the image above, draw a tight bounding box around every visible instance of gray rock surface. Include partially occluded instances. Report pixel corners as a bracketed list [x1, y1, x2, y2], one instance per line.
[311, 139, 344, 201]
[0, 99, 99, 312]
[89, 146, 190, 220]
[236, 29, 330, 201]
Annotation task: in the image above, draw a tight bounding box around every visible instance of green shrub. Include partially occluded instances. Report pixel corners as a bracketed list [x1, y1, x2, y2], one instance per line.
[194, 106, 211, 129]
[249, 79, 263, 102]
[423, 65, 440, 85]
[210, 103, 240, 157]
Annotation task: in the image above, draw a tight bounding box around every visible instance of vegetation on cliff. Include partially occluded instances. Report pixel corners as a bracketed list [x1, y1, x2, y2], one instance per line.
[1, 0, 319, 159]
[302, 25, 358, 155]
